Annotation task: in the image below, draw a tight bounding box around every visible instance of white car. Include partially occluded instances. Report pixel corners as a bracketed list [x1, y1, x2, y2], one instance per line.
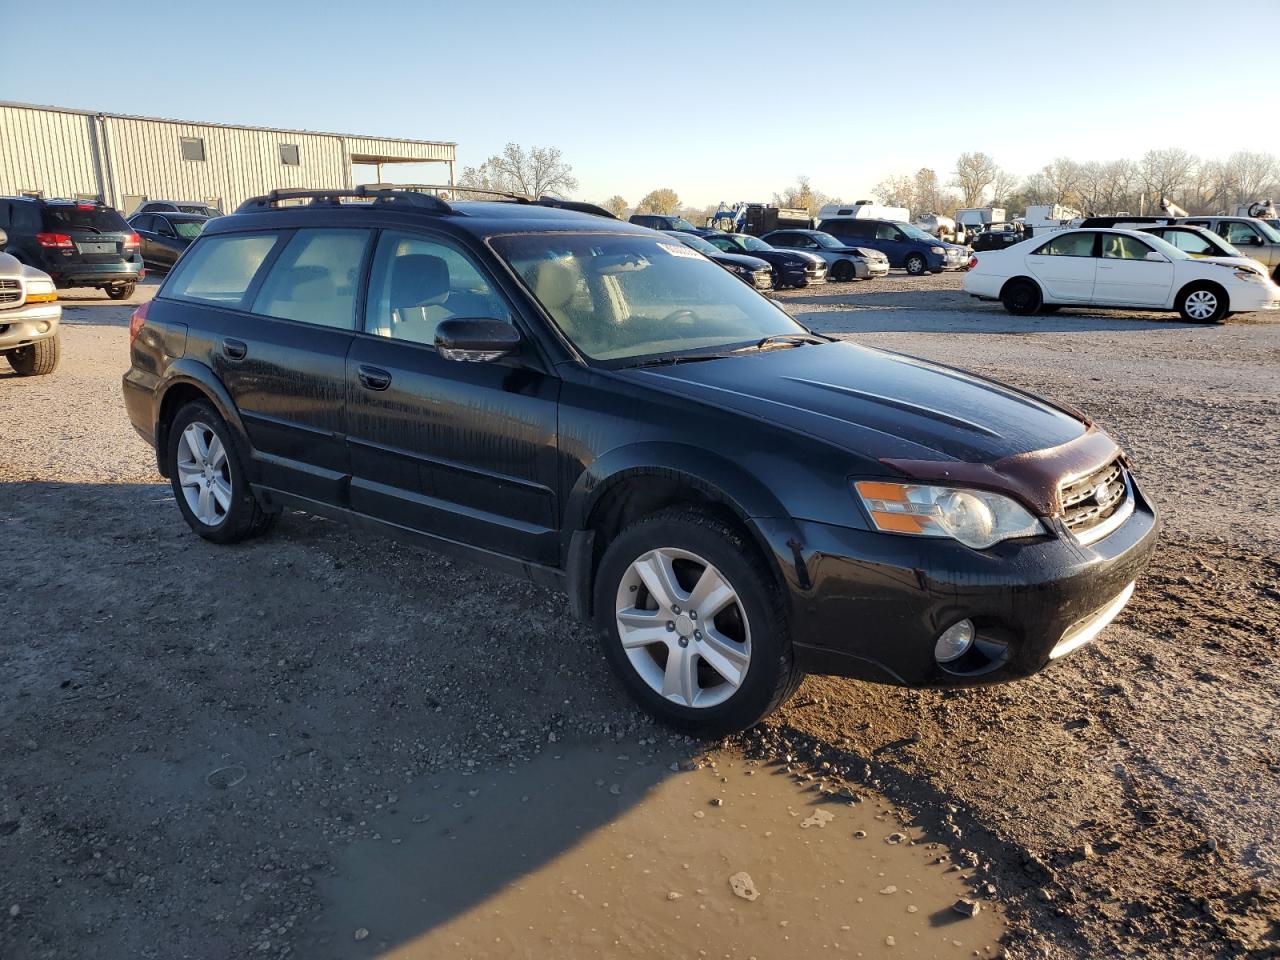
[963, 227, 1280, 323]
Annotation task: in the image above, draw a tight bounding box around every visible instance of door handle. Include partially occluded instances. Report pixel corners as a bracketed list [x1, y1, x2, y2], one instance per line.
[221, 338, 248, 360]
[357, 365, 392, 391]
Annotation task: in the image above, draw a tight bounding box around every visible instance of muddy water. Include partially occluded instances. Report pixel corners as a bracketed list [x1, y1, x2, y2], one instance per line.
[309, 746, 1005, 958]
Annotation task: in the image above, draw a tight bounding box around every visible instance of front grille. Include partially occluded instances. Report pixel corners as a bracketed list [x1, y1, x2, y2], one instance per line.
[1060, 460, 1128, 539]
[0, 278, 20, 308]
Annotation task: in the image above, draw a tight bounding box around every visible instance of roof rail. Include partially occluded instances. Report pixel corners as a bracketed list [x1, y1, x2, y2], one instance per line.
[235, 186, 452, 214]
[533, 196, 617, 219]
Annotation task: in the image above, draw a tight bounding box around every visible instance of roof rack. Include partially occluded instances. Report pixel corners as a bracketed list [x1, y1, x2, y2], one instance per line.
[385, 184, 616, 218]
[235, 186, 452, 214]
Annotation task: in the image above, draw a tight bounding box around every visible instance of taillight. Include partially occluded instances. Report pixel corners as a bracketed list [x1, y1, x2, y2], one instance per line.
[968, 255, 979, 270]
[76, 203, 96, 211]
[124, 233, 140, 250]
[36, 232, 74, 249]
[128, 299, 151, 343]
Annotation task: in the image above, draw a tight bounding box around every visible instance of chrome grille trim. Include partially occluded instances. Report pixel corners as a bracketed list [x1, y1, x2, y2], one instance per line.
[0, 277, 22, 308]
[1060, 460, 1132, 545]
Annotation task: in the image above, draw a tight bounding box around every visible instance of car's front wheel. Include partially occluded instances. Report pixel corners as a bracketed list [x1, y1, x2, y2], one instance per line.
[1001, 278, 1042, 315]
[830, 260, 854, 282]
[167, 399, 274, 543]
[1177, 283, 1228, 323]
[593, 508, 803, 734]
[904, 254, 927, 276]
[5, 333, 60, 376]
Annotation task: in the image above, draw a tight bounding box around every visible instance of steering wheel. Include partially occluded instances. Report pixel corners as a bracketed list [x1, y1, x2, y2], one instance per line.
[659, 308, 699, 325]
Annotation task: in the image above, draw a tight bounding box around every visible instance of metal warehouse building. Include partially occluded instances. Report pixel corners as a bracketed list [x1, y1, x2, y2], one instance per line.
[0, 101, 456, 216]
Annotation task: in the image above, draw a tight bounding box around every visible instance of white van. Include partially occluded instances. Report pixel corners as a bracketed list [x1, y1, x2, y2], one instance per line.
[816, 200, 910, 223]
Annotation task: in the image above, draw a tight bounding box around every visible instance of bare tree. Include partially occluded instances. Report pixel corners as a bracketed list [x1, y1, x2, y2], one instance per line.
[637, 188, 680, 214]
[457, 143, 578, 199]
[772, 175, 837, 214]
[1221, 151, 1279, 205]
[913, 168, 943, 213]
[1138, 148, 1198, 211]
[952, 152, 999, 207]
[601, 195, 628, 217]
[1040, 157, 1084, 207]
[989, 169, 1020, 207]
[873, 175, 915, 209]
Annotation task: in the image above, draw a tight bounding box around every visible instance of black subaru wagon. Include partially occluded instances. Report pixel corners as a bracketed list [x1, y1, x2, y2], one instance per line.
[122, 187, 1158, 733]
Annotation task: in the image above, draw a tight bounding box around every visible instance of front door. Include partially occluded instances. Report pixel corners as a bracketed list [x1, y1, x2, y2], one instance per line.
[344, 229, 561, 566]
[1093, 233, 1174, 306]
[1026, 231, 1098, 301]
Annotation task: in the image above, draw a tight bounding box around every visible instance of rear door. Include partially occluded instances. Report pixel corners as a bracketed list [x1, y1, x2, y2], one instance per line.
[163, 227, 370, 503]
[1024, 231, 1098, 301]
[1094, 233, 1174, 306]
[344, 229, 561, 565]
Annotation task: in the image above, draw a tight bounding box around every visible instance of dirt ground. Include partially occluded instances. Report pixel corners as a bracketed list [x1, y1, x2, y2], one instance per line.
[2, 272, 1278, 959]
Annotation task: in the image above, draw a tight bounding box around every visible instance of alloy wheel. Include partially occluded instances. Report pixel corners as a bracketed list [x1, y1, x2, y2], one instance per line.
[176, 421, 232, 527]
[614, 547, 752, 709]
[1184, 289, 1218, 321]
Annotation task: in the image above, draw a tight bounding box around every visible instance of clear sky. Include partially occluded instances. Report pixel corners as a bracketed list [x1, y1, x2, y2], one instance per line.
[2, 0, 1276, 207]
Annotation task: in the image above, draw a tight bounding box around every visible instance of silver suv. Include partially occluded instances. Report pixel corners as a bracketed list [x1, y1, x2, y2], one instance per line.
[0, 228, 62, 376]
[1177, 216, 1280, 280]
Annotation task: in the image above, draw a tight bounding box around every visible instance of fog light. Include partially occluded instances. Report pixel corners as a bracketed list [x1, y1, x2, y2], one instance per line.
[37, 321, 49, 333]
[935, 620, 975, 663]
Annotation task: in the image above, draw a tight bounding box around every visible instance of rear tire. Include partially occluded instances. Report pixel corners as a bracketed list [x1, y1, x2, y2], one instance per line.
[904, 254, 927, 276]
[6, 334, 60, 376]
[593, 508, 803, 735]
[106, 283, 136, 301]
[1177, 283, 1228, 323]
[1001, 278, 1042, 315]
[167, 399, 275, 543]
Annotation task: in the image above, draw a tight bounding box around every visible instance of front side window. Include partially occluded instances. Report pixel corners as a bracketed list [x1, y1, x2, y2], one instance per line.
[180, 137, 205, 162]
[1222, 221, 1261, 245]
[1101, 234, 1155, 260]
[1034, 232, 1096, 257]
[364, 231, 511, 346]
[874, 223, 901, 241]
[164, 233, 281, 307]
[251, 229, 370, 329]
[493, 232, 805, 363]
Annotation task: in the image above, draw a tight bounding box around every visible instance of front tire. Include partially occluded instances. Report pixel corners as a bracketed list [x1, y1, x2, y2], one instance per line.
[593, 508, 803, 735]
[6, 334, 60, 376]
[1177, 283, 1228, 323]
[904, 254, 927, 276]
[831, 260, 855, 282]
[1001, 278, 1042, 315]
[167, 400, 274, 543]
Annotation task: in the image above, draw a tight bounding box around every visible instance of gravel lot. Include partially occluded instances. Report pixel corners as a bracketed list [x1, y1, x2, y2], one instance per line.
[2, 272, 1278, 958]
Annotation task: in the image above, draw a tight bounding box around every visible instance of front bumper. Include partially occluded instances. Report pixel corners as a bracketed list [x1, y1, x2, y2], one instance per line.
[756, 476, 1159, 687]
[0, 302, 61, 350]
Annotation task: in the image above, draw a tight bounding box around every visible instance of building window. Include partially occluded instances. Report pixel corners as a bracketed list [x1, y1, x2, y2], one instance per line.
[180, 137, 206, 162]
[279, 144, 300, 166]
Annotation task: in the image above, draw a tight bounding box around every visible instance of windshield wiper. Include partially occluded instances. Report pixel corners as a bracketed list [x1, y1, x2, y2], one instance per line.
[624, 352, 737, 370]
[752, 333, 828, 350]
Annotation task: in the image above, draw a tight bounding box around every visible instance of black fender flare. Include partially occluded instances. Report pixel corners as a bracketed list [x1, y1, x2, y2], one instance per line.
[154, 360, 251, 474]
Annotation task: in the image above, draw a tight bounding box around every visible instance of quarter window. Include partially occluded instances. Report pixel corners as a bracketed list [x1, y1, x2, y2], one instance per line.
[164, 233, 281, 307]
[279, 144, 300, 166]
[1034, 232, 1096, 257]
[364, 231, 511, 346]
[251, 229, 371, 329]
[180, 137, 206, 162]
[1101, 235, 1154, 259]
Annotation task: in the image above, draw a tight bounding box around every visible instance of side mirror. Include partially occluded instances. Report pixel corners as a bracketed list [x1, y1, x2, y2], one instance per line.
[0, 227, 7, 247]
[1144, 251, 1168, 262]
[1251, 236, 1265, 246]
[434, 318, 522, 362]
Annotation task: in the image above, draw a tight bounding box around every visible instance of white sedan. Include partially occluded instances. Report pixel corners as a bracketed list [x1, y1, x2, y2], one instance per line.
[963, 227, 1280, 323]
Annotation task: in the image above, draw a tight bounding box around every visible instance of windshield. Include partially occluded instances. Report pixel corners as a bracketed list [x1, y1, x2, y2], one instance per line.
[172, 220, 207, 239]
[735, 235, 772, 252]
[668, 217, 697, 232]
[1255, 219, 1280, 243]
[1140, 233, 1191, 261]
[669, 232, 720, 256]
[897, 222, 937, 242]
[810, 232, 845, 249]
[492, 232, 806, 363]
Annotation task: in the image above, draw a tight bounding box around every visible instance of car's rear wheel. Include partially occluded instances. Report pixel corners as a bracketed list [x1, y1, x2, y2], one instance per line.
[1177, 283, 1228, 323]
[167, 400, 274, 543]
[1001, 278, 1042, 315]
[106, 283, 136, 301]
[905, 254, 927, 276]
[593, 508, 803, 734]
[6, 333, 60, 376]
[831, 260, 854, 282]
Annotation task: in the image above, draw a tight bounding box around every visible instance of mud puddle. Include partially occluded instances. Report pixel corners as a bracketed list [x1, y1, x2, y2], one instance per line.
[306, 744, 1004, 958]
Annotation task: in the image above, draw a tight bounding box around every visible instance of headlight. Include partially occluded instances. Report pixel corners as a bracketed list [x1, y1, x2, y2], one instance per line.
[931, 246, 945, 254]
[1234, 268, 1265, 282]
[730, 263, 750, 274]
[854, 481, 1045, 550]
[24, 278, 57, 303]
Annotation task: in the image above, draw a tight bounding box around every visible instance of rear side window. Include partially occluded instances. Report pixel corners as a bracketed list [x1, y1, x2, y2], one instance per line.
[164, 233, 281, 307]
[1034, 232, 1096, 257]
[42, 205, 130, 233]
[251, 229, 371, 329]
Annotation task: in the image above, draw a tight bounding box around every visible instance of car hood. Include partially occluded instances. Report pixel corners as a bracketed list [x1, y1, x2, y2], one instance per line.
[710, 251, 771, 270]
[622, 340, 1086, 464]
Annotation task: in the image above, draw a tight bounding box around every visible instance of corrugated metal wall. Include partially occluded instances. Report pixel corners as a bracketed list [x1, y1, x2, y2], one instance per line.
[0, 103, 456, 214]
